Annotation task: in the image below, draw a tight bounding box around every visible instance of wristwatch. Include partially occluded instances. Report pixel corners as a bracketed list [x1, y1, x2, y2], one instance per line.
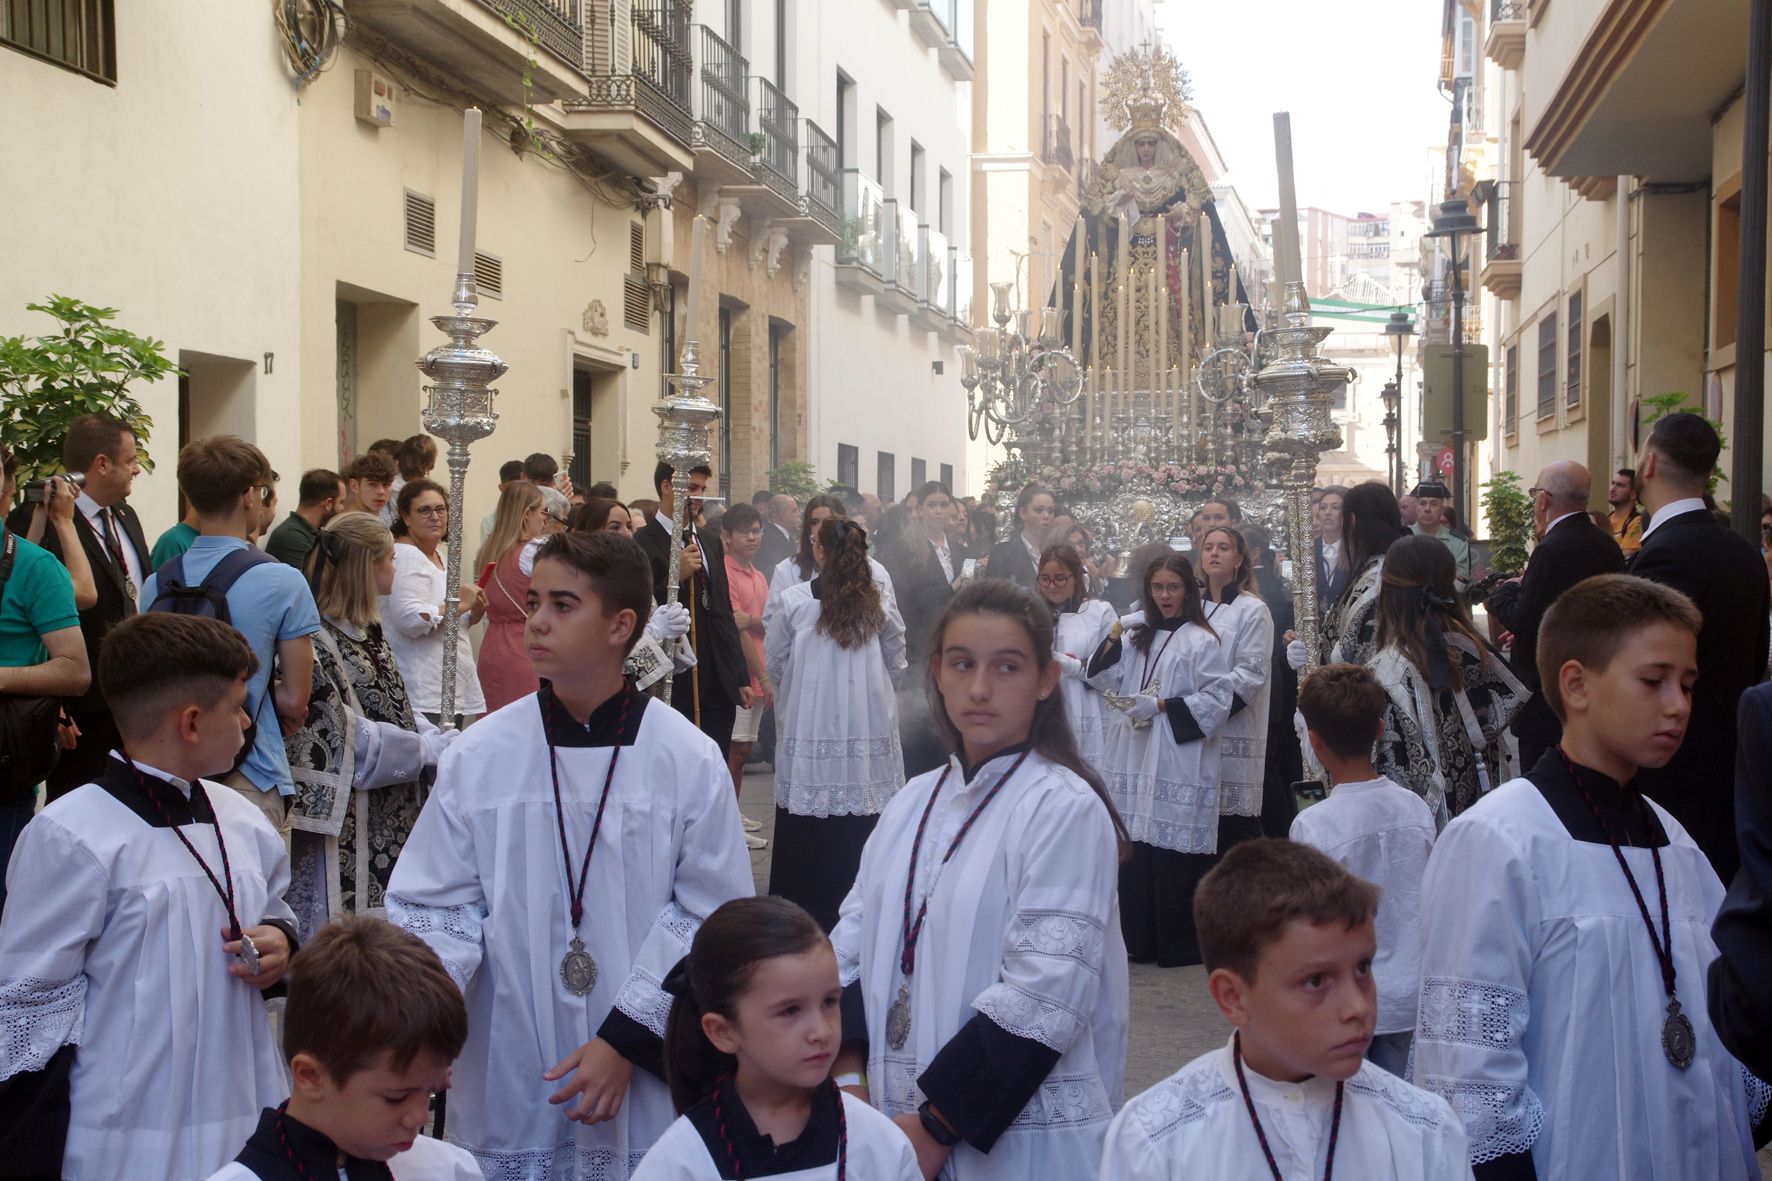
[917, 1100, 961, 1148]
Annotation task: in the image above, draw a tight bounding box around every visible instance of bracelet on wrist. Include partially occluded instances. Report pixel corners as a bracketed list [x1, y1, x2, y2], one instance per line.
[917, 1100, 960, 1148]
[833, 1071, 866, 1090]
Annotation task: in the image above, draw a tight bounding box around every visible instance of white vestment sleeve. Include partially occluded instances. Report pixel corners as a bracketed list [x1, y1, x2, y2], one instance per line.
[386, 746, 489, 992]
[1098, 1102, 1163, 1181]
[611, 745, 754, 1038]
[764, 598, 793, 689]
[830, 875, 867, 989]
[1222, 600, 1273, 709]
[1178, 632, 1236, 739]
[1412, 812, 1545, 1164]
[879, 592, 907, 687]
[0, 817, 103, 1078]
[349, 713, 430, 790]
[968, 787, 1117, 1053]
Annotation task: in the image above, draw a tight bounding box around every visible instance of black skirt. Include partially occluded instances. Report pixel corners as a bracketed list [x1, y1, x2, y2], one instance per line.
[767, 808, 879, 932]
[1119, 840, 1218, 968]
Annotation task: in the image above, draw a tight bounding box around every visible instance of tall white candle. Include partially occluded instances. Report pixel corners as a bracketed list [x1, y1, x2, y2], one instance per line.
[684, 214, 708, 348]
[457, 107, 482, 278]
[1273, 113, 1304, 294]
[1118, 213, 1131, 414]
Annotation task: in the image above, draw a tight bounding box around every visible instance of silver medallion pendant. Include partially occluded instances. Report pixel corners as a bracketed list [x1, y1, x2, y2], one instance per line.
[886, 980, 912, 1050]
[235, 930, 261, 975]
[1662, 997, 1696, 1069]
[561, 936, 598, 996]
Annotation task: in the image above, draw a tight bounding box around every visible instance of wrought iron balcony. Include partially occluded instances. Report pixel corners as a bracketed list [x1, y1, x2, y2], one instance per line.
[1479, 180, 1522, 299]
[477, 0, 582, 68]
[1485, 0, 1526, 69]
[803, 121, 841, 231]
[693, 25, 752, 177]
[753, 77, 799, 201]
[350, 0, 584, 104]
[1078, 0, 1103, 34]
[563, 0, 694, 173]
[1042, 114, 1075, 191]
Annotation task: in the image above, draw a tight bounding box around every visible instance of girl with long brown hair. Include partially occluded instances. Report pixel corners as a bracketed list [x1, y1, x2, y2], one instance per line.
[1370, 533, 1525, 823]
[473, 480, 547, 712]
[1088, 550, 1234, 966]
[763, 517, 907, 930]
[1196, 525, 1274, 853]
[828, 579, 1129, 1181]
[1038, 542, 1117, 764]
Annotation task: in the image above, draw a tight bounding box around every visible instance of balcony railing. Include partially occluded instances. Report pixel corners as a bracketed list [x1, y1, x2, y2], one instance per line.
[881, 198, 920, 293]
[694, 25, 750, 164]
[922, 226, 953, 315]
[1492, 0, 1525, 19]
[1078, 0, 1102, 32]
[1484, 180, 1521, 261]
[1043, 114, 1075, 171]
[572, 0, 693, 144]
[840, 169, 885, 271]
[753, 77, 799, 197]
[804, 121, 841, 227]
[477, 0, 583, 71]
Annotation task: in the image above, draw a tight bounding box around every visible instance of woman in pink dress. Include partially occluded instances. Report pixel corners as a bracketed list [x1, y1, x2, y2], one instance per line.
[473, 481, 547, 713]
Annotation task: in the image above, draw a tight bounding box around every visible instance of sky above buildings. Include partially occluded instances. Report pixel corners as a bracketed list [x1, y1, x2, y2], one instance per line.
[1157, 0, 1449, 216]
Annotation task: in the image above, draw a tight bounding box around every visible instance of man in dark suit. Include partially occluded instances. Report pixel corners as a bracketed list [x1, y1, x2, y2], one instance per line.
[1488, 460, 1625, 772]
[1312, 484, 1351, 609]
[1709, 681, 1772, 1079]
[885, 481, 968, 777]
[635, 460, 749, 757]
[3, 414, 150, 799]
[757, 493, 798, 582]
[1630, 412, 1770, 881]
[984, 481, 1056, 589]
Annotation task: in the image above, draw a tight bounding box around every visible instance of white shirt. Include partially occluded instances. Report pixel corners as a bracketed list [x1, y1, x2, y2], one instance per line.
[1099, 1040, 1473, 1180]
[380, 543, 487, 716]
[931, 534, 954, 581]
[204, 1134, 484, 1180]
[77, 490, 143, 590]
[1639, 495, 1708, 542]
[1290, 776, 1436, 1034]
[1543, 510, 1583, 535]
[1321, 537, 1342, 574]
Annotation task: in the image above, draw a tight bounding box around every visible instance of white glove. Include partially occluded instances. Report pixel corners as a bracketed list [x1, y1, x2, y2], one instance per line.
[1286, 639, 1308, 671]
[1127, 695, 1161, 722]
[647, 602, 691, 642]
[1053, 652, 1083, 678]
[421, 725, 459, 767]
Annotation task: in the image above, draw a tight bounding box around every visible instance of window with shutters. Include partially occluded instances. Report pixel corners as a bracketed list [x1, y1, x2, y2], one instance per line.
[624, 220, 650, 331]
[2, 0, 115, 83]
[939, 463, 954, 491]
[877, 451, 895, 502]
[404, 191, 436, 256]
[1565, 291, 1583, 407]
[910, 458, 926, 490]
[1536, 312, 1557, 420]
[838, 444, 858, 489]
[1504, 343, 1518, 437]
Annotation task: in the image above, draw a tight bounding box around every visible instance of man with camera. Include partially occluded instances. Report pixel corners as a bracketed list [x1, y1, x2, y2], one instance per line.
[4, 414, 150, 799]
[0, 443, 90, 908]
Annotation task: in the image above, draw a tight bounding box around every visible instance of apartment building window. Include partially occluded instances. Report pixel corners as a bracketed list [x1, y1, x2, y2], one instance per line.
[1504, 343, 1519, 435]
[1536, 311, 1558, 420]
[877, 451, 896, 503]
[2, 0, 115, 83]
[571, 368, 593, 491]
[1565, 291, 1583, 408]
[938, 169, 953, 235]
[837, 444, 859, 489]
[911, 457, 927, 490]
[1060, 56, 1070, 133]
[910, 142, 925, 216]
[836, 73, 854, 169]
[939, 462, 954, 491]
[1041, 32, 1051, 131]
[768, 321, 788, 471]
[877, 108, 895, 195]
[1716, 189, 1742, 349]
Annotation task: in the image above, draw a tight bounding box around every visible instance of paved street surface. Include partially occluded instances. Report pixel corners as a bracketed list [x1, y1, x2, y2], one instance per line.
[736, 767, 1772, 1173]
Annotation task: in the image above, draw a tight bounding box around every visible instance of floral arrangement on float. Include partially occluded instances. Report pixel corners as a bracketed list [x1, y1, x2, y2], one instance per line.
[991, 460, 1265, 504]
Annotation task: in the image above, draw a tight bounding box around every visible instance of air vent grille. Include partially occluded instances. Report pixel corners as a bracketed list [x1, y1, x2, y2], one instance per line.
[474, 251, 503, 299]
[403, 190, 436, 256]
[624, 275, 651, 332]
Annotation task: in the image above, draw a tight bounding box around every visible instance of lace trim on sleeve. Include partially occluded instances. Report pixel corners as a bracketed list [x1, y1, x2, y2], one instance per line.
[1006, 909, 1107, 971]
[1413, 1077, 1544, 1164]
[1413, 975, 1540, 1162]
[971, 980, 1086, 1052]
[0, 975, 85, 1080]
[617, 900, 700, 1038]
[1745, 1065, 1772, 1129]
[384, 895, 483, 992]
[1416, 975, 1526, 1050]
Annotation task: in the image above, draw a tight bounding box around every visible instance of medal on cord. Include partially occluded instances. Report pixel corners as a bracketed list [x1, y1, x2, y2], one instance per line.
[1557, 749, 1696, 1068]
[550, 688, 632, 996]
[128, 758, 260, 974]
[886, 749, 1033, 1050]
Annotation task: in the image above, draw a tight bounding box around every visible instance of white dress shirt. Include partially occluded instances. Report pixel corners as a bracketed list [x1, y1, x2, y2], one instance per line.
[1639, 495, 1708, 543]
[77, 490, 143, 591]
[931, 534, 954, 581]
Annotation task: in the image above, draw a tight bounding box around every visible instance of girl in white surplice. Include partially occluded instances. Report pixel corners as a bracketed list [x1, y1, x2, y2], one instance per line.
[1196, 526, 1274, 856]
[1089, 551, 1234, 968]
[1036, 543, 1117, 765]
[630, 897, 920, 1180]
[829, 580, 1130, 1181]
[766, 517, 908, 931]
[286, 511, 455, 938]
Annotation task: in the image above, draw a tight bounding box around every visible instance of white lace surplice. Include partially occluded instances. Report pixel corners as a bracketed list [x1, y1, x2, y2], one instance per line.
[1053, 600, 1118, 765]
[1093, 617, 1234, 853]
[1100, 1040, 1474, 1180]
[1204, 593, 1273, 818]
[765, 579, 907, 817]
[763, 557, 899, 633]
[830, 751, 1129, 1180]
[0, 779, 294, 1181]
[1413, 780, 1769, 1177]
[387, 694, 753, 1181]
[629, 1093, 921, 1181]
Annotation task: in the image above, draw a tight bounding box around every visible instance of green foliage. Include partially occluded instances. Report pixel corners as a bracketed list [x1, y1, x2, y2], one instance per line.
[1480, 470, 1534, 576]
[766, 461, 819, 502]
[1640, 390, 1728, 495]
[0, 295, 172, 487]
[747, 132, 767, 158]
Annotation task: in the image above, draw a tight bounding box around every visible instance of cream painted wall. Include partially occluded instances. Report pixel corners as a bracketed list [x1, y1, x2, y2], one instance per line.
[784, 0, 974, 496]
[0, 3, 301, 531]
[297, 44, 654, 520]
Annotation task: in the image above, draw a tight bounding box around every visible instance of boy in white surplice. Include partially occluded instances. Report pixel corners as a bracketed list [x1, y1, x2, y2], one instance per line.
[0, 613, 299, 1181]
[1101, 839, 1472, 1180]
[1414, 574, 1770, 1179]
[388, 532, 753, 1180]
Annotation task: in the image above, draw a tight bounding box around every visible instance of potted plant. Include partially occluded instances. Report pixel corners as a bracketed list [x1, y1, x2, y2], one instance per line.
[1480, 470, 1534, 576]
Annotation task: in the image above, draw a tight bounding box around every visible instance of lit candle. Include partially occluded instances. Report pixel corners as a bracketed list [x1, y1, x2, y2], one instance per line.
[1072, 229, 1085, 356]
[1179, 247, 1193, 458]
[684, 214, 707, 349]
[1117, 213, 1131, 406]
[1198, 212, 1214, 332]
[1089, 248, 1101, 447]
[457, 107, 482, 279]
[1273, 113, 1304, 294]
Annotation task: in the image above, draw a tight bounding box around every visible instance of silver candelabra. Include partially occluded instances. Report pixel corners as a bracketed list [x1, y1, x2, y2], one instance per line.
[417, 272, 505, 721]
[958, 281, 1083, 468]
[654, 339, 721, 703]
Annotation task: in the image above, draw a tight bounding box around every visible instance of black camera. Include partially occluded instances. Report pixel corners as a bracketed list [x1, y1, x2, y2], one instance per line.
[22, 472, 85, 504]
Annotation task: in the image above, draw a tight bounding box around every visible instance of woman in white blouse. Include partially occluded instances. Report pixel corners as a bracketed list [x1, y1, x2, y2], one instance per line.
[381, 478, 488, 725]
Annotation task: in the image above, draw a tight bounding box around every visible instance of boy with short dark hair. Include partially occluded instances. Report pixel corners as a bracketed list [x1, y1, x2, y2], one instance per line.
[388, 531, 750, 1179]
[0, 612, 298, 1181]
[206, 914, 480, 1179]
[1290, 663, 1436, 1077]
[1100, 838, 1471, 1179]
[1414, 574, 1767, 1179]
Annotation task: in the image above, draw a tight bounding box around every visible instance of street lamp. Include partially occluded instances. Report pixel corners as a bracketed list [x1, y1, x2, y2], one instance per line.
[1426, 198, 1481, 528]
[1382, 310, 1414, 496]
